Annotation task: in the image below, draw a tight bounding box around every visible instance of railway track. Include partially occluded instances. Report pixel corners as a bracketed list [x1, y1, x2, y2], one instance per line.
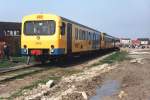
[0, 64, 49, 83]
[0, 64, 35, 74]
[0, 50, 115, 84]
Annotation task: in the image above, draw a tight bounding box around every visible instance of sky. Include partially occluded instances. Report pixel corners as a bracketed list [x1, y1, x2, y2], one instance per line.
[0, 0, 150, 39]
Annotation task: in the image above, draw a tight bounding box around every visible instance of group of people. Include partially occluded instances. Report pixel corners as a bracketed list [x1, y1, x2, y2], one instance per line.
[0, 42, 11, 61]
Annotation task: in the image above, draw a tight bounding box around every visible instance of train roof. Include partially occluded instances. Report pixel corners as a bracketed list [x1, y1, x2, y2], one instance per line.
[23, 14, 100, 33]
[102, 32, 118, 39]
[23, 13, 120, 39]
[61, 17, 100, 33]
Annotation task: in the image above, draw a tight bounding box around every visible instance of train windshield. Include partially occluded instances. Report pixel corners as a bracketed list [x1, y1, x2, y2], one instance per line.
[24, 20, 55, 35]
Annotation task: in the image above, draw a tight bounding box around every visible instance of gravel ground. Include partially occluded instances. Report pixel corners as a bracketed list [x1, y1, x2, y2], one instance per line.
[0, 52, 114, 99]
[2, 49, 150, 100]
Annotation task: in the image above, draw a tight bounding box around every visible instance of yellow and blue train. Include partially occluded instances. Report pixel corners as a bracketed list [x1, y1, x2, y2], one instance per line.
[21, 14, 119, 63]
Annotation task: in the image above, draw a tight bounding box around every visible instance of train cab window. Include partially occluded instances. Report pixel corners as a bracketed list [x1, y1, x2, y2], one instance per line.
[61, 22, 66, 35]
[24, 20, 55, 35]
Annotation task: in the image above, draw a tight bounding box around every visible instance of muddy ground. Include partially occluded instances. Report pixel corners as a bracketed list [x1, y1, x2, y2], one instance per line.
[1, 49, 150, 100]
[100, 49, 150, 100]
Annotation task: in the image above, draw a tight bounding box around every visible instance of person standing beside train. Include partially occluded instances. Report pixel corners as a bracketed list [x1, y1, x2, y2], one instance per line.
[3, 42, 12, 61]
[0, 42, 4, 59]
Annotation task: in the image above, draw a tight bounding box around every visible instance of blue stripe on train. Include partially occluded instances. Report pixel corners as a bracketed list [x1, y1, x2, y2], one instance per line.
[21, 48, 28, 55]
[21, 48, 65, 56]
[50, 48, 65, 56]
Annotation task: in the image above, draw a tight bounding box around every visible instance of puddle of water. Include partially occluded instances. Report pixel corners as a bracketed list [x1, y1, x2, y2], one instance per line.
[90, 80, 120, 100]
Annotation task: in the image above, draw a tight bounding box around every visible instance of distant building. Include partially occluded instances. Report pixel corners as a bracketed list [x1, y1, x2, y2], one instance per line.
[137, 38, 150, 45]
[120, 38, 131, 47]
[132, 39, 140, 47]
[0, 22, 21, 56]
[0, 22, 21, 37]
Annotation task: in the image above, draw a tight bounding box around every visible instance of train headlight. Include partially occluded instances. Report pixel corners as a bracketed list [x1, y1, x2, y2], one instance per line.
[51, 49, 54, 53]
[23, 49, 27, 53]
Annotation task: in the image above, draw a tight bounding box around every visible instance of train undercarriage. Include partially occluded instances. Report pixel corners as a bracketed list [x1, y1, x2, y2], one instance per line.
[25, 47, 119, 65]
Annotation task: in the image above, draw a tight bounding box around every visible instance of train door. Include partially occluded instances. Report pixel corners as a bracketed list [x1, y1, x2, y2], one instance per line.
[67, 23, 72, 54]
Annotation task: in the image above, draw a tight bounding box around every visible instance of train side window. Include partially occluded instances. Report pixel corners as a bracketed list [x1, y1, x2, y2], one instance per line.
[86, 31, 88, 40]
[79, 29, 82, 40]
[96, 35, 97, 40]
[85, 31, 87, 40]
[79, 29, 80, 40]
[84, 31, 86, 40]
[75, 28, 78, 40]
[93, 34, 94, 41]
[81, 30, 83, 40]
[82, 30, 85, 40]
[61, 22, 66, 35]
[89, 32, 91, 40]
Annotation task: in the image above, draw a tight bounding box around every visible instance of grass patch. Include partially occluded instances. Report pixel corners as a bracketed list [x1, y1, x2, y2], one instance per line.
[90, 51, 129, 67]
[0, 97, 5, 100]
[101, 51, 129, 64]
[0, 59, 16, 68]
[91, 62, 103, 67]
[63, 69, 82, 76]
[0, 56, 35, 68]
[0, 56, 27, 68]
[12, 56, 27, 63]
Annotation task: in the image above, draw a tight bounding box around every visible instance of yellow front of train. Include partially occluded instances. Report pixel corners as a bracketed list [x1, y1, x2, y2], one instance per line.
[21, 14, 66, 57]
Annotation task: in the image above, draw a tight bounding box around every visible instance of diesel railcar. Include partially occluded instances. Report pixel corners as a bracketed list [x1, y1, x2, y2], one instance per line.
[21, 14, 119, 64]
